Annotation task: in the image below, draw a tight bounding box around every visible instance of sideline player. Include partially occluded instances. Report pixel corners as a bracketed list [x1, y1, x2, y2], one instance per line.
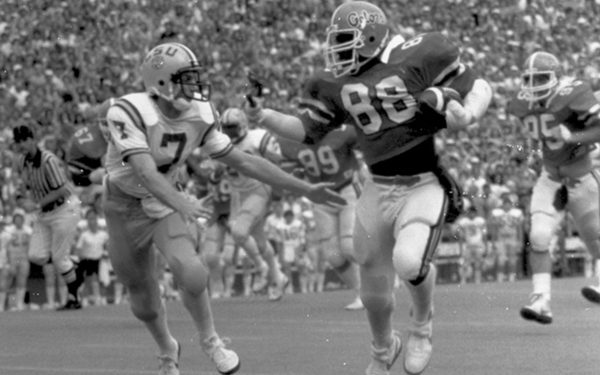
[490, 196, 524, 282]
[103, 42, 345, 375]
[244, 2, 492, 374]
[509, 51, 600, 324]
[278, 125, 364, 310]
[220, 108, 288, 301]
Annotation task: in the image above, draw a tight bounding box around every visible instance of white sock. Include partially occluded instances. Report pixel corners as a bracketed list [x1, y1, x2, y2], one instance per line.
[595, 259, 600, 286]
[532, 273, 551, 299]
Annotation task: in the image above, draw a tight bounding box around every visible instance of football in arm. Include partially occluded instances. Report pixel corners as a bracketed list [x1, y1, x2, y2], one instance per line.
[418, 87, 463, 113]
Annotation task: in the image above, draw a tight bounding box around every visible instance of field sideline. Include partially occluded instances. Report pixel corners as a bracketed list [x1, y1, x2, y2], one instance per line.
[1, 276, 599, 375]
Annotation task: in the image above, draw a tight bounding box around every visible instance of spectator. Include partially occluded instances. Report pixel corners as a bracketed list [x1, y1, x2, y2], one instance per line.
[75, 207, 109, 306]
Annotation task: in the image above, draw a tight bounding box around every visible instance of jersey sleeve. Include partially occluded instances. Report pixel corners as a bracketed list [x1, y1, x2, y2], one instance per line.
[106, 101, 150, 161]
[297, 74, 345, 145]
[564, 81, 600, 128]
[43, 153, 68, 189]
[202, 128, 234, 159]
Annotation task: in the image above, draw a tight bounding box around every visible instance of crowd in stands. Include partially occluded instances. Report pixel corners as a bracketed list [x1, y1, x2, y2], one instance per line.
[1, 0, 600, 309]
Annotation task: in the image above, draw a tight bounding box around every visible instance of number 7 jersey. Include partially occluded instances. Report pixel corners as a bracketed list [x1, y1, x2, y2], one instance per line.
[297, 32, 476, 167]
[105, 92, 232, 198]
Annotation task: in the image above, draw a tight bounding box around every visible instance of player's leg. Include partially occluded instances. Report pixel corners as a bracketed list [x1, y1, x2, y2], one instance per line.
[203, 222, 226, 299]
[104, 195, 180, 366]
[522, 172, 562, 323]
[228, 189, 270, 291]
[221, 234, 237, 298]
[392, 176, 446, 375]
[567, 171, 600, 302]
[47, 202, 85, 307]
[354, 179, 402, 375]
[154, 213, 240, 374]
[0, 266, 8, 312]
[14, 259, 30, 310]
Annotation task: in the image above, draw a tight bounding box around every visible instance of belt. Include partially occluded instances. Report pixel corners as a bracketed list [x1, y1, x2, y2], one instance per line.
[41, 197, 66, 213]
[371, 174, 421, 187]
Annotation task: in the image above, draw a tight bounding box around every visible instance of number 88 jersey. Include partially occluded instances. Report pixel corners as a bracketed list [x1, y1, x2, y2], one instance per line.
[297, 32, 476, 168]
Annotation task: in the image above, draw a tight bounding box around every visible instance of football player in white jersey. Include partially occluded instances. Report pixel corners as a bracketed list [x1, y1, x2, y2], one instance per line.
[490, 196, 524, 282]
[220, 108, 288, 301]
[103, 42, 345, 375]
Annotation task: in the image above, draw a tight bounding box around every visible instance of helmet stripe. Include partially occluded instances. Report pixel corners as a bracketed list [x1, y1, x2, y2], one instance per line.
[172, 43, 198, 63]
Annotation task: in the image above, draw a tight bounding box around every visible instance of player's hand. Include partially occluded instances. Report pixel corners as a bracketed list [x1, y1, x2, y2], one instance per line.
[243, 95, 265, 123]
[445, 100, 474, 129]
[555, 124, 574, 143]
[178, 195, 214, 222]
[304, 182, 347, 207]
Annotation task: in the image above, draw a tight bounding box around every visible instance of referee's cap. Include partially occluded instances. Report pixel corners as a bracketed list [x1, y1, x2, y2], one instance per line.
[13, 125, 34, 143]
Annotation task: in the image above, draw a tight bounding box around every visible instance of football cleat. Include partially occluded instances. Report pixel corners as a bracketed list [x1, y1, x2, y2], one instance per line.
[581, 285, 600, 304]
[157, 341, 181, 375]
[202, 335, 240, 375]
[404, 311, 433, 375]
[520, 293, 553, 324]
[344, 296, 365, 311]
[56, 298, 82, 311]
[252, 262, 269, 293]
[268, 274, 290, 302]
[365, 330, 402, 375]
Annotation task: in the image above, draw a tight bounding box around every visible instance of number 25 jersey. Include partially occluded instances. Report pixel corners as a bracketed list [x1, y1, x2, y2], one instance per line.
[509, 79, 600, 169]
[105, 93, 232, 198]
[298, 32, 476, 168]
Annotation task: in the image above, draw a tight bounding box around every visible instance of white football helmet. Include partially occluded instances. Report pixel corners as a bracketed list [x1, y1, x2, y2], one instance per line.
[140, 42, 211, 110]
[220, 108, 248, 143]
[324, 1, 390, 77]
[519, 51, 560, 102]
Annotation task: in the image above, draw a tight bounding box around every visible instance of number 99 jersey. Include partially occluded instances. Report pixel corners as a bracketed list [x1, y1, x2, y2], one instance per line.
[297, 32, 476, 168]
[278, 125, 359, 190]
[509, 79, 600, 170]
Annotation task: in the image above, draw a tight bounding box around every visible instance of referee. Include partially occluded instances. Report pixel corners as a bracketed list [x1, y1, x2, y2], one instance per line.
[12, 125, 84, 310]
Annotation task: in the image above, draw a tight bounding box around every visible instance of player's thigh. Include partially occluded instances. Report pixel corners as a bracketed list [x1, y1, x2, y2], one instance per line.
[530, 171, 561, 217]
[153, 213, 208, 291]
[229, 187, 270, 237]
[103, 196, 156, 285]
[393, 176, 446, 270]
[354, 178, 395, 266]
[567, 171, 600, 253]
[29, 219, 52, 265]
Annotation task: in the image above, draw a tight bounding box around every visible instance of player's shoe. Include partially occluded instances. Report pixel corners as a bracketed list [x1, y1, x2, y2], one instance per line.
[581, 285, 600, 304]
[365, 330, 402, 375]
[202, 335, 240, 375]
[520, 293, 553, 324]
[404, 310, 433, 375]
[268, 274, 290, 302]
[56, 297, 82, 311]
[344, 296, 365, 311]
[252, 262, 269, 293]
[157, 341, 181, 375]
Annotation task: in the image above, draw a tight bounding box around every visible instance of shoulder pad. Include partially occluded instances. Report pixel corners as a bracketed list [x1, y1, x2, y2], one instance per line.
[113, 92, 159, 127]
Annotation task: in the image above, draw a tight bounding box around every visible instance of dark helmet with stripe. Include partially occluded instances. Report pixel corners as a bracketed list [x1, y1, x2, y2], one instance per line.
[141, 43, 211, 109]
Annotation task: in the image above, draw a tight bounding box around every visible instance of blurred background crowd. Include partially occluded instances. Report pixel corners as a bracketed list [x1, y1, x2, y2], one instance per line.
[1, 0, 600, 309]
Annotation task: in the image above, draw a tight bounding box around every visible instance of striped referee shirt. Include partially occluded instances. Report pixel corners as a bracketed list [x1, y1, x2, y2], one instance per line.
[15, 149, 75, 203]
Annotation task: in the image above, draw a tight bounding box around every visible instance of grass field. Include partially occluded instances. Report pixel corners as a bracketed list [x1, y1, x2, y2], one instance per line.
[1, 276, 599, 375]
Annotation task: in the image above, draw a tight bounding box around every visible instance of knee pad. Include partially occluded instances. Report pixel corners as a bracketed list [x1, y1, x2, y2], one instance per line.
[529, 214, 556, 252]
[170, 256, 209, 296]
[393, 222, 438, 282]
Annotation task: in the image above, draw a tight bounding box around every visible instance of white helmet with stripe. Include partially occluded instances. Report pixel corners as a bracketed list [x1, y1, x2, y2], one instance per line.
[220, 108, 248, 143]
[519, 51, 561, 102]
[141, 42, 211, 110]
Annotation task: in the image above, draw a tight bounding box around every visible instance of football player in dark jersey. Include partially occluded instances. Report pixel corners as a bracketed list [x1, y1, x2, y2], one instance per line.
[509, 52, 600, 325]
[245, 2, 491, 374]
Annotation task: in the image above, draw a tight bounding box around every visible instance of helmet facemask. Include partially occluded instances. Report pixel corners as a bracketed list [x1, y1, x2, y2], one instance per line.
[325, 23, 389, 78]
[520, 70, 558, 102]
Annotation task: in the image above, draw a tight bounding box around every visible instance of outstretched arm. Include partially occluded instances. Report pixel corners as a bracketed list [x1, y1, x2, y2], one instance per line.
[246, 100, 307, 143]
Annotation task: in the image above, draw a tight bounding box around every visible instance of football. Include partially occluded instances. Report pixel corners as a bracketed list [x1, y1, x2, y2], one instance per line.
[418, 87, 463, 114]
